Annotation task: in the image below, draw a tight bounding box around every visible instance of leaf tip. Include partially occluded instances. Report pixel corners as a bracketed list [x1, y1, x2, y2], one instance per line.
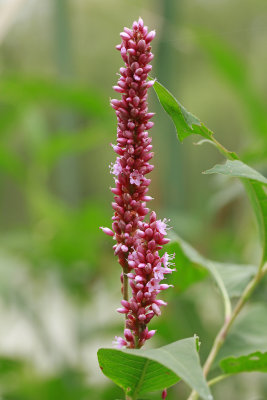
[194, 334, 201, 352]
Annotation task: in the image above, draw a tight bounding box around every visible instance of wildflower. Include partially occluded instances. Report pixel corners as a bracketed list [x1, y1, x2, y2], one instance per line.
[101, 17, 175, 348]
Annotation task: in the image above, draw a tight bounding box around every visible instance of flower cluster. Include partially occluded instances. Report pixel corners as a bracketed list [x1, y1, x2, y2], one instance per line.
[100, 18, 175, 348]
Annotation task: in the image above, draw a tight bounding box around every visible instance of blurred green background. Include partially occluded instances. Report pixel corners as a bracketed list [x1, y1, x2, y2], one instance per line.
[0, 0, 267, 398]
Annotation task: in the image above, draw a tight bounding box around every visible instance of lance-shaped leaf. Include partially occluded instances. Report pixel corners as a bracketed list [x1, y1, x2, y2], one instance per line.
[98, 337, 213, 400]
[151, 79, 213, 142]
[153, 79, 267, 265]
[204, 160, 267, 186]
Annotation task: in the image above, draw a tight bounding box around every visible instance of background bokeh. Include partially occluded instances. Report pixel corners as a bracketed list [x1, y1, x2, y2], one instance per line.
[0, 0, 267, 399]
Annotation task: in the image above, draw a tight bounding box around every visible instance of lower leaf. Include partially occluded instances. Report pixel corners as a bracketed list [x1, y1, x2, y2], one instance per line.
[220, 351, 267, 374]
[98, 337, 212, 400]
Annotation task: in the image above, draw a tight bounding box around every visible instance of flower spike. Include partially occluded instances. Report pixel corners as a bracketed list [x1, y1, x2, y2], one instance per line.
[101, 18, 175, 348]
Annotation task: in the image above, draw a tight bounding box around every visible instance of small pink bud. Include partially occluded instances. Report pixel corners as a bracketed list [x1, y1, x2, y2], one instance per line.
[138, 17, 144, 27]
[152, 303, 161, 316]
[120, 32, 131, 40]
[113, 85, 125, 93]
[160, 284, 173, 290]
[124, 328, 134, 342]
[136, 290, 143, 301]
[146, 329, 156, 339]
[162, 388, 167, 399]
[100, 227, 114, 237]
[154, 299, 167, 307]
[121, 300, 130, 308]
[146, 121, 154, 130]
[137, 39, 146, 51]
[138, 314, 146, 321]
[117, 308, 128, 314]
[146, 30, 156, 43]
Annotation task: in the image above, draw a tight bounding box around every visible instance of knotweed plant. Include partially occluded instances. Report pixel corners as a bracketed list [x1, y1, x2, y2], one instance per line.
[98, 16, 267, 400]
[101, 18, 174, 349]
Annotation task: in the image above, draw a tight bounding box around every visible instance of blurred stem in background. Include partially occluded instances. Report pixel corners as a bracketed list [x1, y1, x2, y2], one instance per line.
[0, 0, 27, 45]
[53, 0, 81, 206]
[156, 0, 185, 210]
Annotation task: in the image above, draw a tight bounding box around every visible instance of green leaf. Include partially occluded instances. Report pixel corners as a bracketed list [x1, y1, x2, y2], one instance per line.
[169, 234, 257, 317]
[153, 79, 267, 264]
[204, 159, 267, 264]
[151, 79, 213, 142]
[217, 304, 267, 365]
[204, 160, 267, 186]
[98, 337, 213, 400]
[220, 351, 267, 374]
[212, 262, 257, 298]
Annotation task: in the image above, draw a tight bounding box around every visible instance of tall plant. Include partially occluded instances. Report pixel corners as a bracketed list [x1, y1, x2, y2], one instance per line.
[98, 18, 267, 400]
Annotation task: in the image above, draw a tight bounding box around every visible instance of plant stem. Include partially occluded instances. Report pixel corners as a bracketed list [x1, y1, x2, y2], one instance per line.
[123, 270, 129, 302]
[123, 269, 129, 330]
[187, 263, 267, 400]
[208, 374, 230, 387]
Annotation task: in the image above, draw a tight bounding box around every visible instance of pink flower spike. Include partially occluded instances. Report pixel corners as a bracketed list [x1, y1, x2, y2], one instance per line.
[100, 227, 114, 237]
[107, 19, 174, 350]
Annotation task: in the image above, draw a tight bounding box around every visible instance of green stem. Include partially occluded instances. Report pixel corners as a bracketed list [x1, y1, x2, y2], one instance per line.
[208, 374, 230, 387]
[123, 270, 129, 302]
[187, 263, 267, 400]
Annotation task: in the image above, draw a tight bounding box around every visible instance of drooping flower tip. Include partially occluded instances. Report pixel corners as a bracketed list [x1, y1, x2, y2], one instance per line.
[162, 388, 168, 399]
[100, 227, 114, 237]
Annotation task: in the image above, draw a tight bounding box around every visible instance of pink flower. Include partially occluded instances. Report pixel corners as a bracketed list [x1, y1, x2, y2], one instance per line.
[101, 17, 175, 349]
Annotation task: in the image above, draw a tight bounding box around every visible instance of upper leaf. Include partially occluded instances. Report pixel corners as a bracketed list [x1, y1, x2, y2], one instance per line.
[153, 78, 267, 265]
[98, 337, 213, 400]
[152, 80, 213, 142]
[204, 160, 267, 186]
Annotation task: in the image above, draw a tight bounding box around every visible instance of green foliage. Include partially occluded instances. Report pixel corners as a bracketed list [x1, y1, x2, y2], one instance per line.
[167, 234, 257, 317]
[205, 160, 267, 265]
[151, 79, 213, 142]
[220, 352, 267, 374]
[98, 337, 212, 400]
[204, 160, 267, 186]
[217, 304, 267, 364]
[153, 80, 267, 266]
